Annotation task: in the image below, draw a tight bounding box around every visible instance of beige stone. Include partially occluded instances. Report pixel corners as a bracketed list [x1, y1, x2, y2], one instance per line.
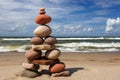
[34, 25, 52, 37]
[20, 69, 39, 78]
[32, 44, 55, 50]
[22, 62, 40, 70]
[51, 70, 70, 77]
[45, 49, 61, 59]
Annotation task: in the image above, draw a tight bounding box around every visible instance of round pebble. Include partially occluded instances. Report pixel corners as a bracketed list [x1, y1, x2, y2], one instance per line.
[25, 49, 42, 60]
[34, 25, 52, 37]
[35, 11, 51, 24]
[30, 36, 43, 45]
[49, 62, 65, 73]
[45, 49, 61, 59]
[45, 36, 57, 45]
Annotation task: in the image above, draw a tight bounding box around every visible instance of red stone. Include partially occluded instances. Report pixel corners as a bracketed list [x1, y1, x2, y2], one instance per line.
[35, 8, 51, 25]
[49, 62, 65, 73]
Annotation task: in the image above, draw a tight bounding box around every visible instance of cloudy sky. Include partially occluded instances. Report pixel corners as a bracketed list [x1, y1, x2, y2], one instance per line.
[0, 0, 120, 37]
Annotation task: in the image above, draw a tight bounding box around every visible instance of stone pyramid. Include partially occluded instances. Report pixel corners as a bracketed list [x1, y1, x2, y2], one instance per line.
[20, 8, 70, 78]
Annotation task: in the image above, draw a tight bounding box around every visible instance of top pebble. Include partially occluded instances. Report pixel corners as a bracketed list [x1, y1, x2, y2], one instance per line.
[35, 8, 51, 25]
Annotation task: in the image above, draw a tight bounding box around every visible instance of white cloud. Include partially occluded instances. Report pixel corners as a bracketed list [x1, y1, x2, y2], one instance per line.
[95, 10, 110, 15]
[84, 17, 107, 24]
[0, 0, 86, 36]
[83, 27, 94, 32]
[50, 23, 83, 36]
[93, 0, 120, 8]
[106, 17, 120, 32]
[0, 0, 119, 36]
[50, 23, 95, 36]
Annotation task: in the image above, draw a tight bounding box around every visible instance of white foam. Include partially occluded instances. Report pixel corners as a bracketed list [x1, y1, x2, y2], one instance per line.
[56, 42, 120, 48]
[57, 37, 120, 40]
[0, 45, 31, 52]
[2, 38, 30, 41]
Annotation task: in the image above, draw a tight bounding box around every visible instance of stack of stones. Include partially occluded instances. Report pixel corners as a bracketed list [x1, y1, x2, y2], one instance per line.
[20, 8, 70, 78]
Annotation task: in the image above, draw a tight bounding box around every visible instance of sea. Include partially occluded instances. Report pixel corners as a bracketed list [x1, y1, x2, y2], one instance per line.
[0, 36, 120, 53]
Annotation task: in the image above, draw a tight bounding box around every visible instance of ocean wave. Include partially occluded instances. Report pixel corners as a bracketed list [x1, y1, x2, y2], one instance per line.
[2, 38, 30, 41]
[57, 37, 120, 40]
[56, 42, 120, 48]
[58, 47, 119, 52]
[0, 37, 120, 52]
[1, 37, 120, 41]
[0, 45, 31, 52]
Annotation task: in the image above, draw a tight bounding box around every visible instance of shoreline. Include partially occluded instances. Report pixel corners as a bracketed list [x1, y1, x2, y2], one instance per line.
[0, 52, 120, 80]
[0, 51, 120, 54]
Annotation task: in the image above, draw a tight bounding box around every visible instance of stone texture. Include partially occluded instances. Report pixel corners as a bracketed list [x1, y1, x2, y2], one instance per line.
[34, 25, 52, 37]
[45, 36, 57, 45]
[25, 49, 42, 60]
[32, 44, 55, 50]
[49, 62, 65, 73]
[30, 36, 43, 45]
[20, 69, 39, 78]
[45, 49, 61, 59]
[35, 8, 51, 25]
[22, 62, 40, 70]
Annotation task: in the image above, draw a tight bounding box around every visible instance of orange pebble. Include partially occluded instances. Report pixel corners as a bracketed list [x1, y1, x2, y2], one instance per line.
[35, 8, 51, 25]
[49, 62, 65, 73]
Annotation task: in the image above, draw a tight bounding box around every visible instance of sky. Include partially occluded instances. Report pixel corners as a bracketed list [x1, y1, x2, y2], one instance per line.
[0, 0, 120, 37]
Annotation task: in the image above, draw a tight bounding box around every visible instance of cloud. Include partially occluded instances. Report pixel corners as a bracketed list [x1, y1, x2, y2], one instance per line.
[51, 24, 82, 35]
[93, 0, 120, 8]
[0, 0, 119, 37]
[105, 17, 120, 32]
[50, 23, 95, 36]
[84, 17, 107, 25]
[0, 0, 86, 36]
[83, 27, 94, 32]
[95, 10, 111, 15]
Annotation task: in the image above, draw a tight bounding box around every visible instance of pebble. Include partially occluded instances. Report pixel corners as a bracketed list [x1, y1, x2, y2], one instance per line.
[30, 36, 43, 45]
[35, 8, 51, 25]
[22, 62, 40, 70]
[25, 49, 42, 60]
[51, 70, 70, 77]
[45, 49, 61, 59]
[49, 62, 65, 73]
[32, 44, 55, 50]
[20, 69, 39, 78]
[34, 25, 52, 37]
[45, 36, 57, 45]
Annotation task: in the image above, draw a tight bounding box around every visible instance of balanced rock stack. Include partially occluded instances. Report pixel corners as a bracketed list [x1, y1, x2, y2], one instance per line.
[20, 8, 70, 78]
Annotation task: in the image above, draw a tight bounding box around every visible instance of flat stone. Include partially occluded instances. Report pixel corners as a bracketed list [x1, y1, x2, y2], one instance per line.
[31, 57, 60, 65]
[32, 44, 55, 50]
[22, 62, 40, 70]
[20, 69, 39, 78]
[51, 70, 70, 77]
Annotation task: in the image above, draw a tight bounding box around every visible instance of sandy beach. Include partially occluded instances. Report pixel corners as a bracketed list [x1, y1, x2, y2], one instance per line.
[0, 52, 120, 80]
